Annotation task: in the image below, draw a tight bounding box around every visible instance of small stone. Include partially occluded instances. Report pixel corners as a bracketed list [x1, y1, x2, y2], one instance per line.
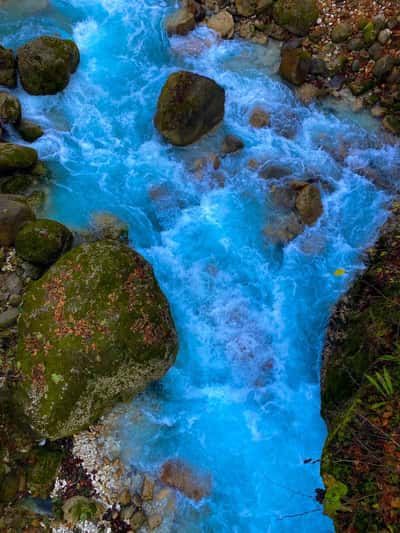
[378, 28, 391, 45]
[9, 294, 21, 307]
[249, 107, 270, 128]
[130, 511, 146, 530]
[351, 59, 360, 73]
[373, 55, 395, 80]
[165, 8, 195, 36]
[279, 47, 311, 86]
[370, 105, 386, 119]
[120, 505, 135, 522]
[0, 307, 19, 329]
[296, 83, 320, 105]
[331, 21, 352, 43]
[0, 92, 21, 124]
[206, 11, 234, 39]
[17, 120, 44, 143]
[368, 42, 383, 61]
[295, 184, 323, 225]
[147, 513, 162, 530]
[119, 488, 131, 506]
[141, 475, 154, 501]
[221, 134, 244, 155]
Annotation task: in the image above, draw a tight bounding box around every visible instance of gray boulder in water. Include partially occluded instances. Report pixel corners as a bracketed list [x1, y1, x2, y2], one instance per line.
[154, 71, 225, 146]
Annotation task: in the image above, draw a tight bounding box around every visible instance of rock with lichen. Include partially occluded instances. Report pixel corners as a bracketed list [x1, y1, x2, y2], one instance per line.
[14, 240, 178, 440]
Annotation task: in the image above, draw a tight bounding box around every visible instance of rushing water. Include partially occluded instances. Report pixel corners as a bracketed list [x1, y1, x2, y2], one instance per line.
[1, 0, 400, 531]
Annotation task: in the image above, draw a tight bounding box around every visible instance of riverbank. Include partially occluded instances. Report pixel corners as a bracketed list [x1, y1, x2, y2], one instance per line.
[320, 201, 400, 531]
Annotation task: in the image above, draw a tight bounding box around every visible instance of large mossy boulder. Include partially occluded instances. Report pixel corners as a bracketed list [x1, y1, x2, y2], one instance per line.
[273, 0, 319, 36]
[0, 46, 17, 89]
[14, 240, 178, 440]
[17, 36, 80, 95]
[0, 143, 38, 174]
[15, 219, 73, 266]
[0, 92, 21, 124]
[0, 194, 35, 246]
[235, 0, 273, 17]
[154, 71, 225, 146]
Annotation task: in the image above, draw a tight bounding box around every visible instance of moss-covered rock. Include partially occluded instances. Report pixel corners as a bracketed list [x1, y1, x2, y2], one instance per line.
[0, 194, 35, 246]
[15, 240, 178, 439]
[62, 496, 102, 524]
[17, 36, 80, 95]
[0, 143, 38, 175]
[321, 204, 400, 531]
[279, 47, 311, 86]
[17, 119, 44, 143]
[15, 219, 73, 266]
[0, 91, 21, 124]
[0, 45, 17, 89]
[154, 71, 225, 146]
[273, 0, 319, 36]
[0, 160, 49, 195]
[235, 0, 273, 17]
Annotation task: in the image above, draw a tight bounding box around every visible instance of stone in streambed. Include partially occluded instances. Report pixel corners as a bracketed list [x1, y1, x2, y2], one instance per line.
[331, 21, 353, 43]
[206, 11, 234, 39]
[62, 496, 103, 524]
[165, 8, 195, 36]
[17, 120, 44, 143]
[0, 92, 21, 124]
[15, 240, 178, 439]
[0, 307, 19, 329]
[235, 0, 273, 17]
[295, 183, 322, 225]
[249, 107, 270, 128]
[15, 219, 73, 266]
[273, 0, 319, 37]
[0, 46, 17, 89]
[17, 36, 80, 95]
[0, 194, 35, 246]
[160, 459, 212, 501]
[154, 71, 225, 146]
[221, 134, 244, 155]
[0, 143, 38, 174]
[279, 47, 311, 85]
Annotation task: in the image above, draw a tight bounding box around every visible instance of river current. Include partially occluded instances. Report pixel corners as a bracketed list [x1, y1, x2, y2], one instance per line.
[1, 0, 400, 531]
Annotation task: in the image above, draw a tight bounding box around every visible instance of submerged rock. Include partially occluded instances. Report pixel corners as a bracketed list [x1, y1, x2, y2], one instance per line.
[160, 459, 212, 501]
[295, 183, 322, 225]
[235, 0, 273, 17]
[273, 0, 319, 36]
[221, 134, 244, 155]
[165, 8, 195, 36]
[17, 36, 80, 95]
[0, 194, 35, 246]
[62, 496, 103, 524]
[154, 71, 225, 146]
[15, 219, 73, 266]
[15, 240, 178, 439]
[0, 92, 21, 124]
[0, 46, 17, 88]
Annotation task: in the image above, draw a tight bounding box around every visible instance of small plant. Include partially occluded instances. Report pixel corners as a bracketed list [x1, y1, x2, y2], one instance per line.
[366, 368, 394, 399]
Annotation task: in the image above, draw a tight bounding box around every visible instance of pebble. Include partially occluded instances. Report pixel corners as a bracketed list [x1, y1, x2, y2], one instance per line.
[147, 513, 162, 530]
[141, 475, 154, 501]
